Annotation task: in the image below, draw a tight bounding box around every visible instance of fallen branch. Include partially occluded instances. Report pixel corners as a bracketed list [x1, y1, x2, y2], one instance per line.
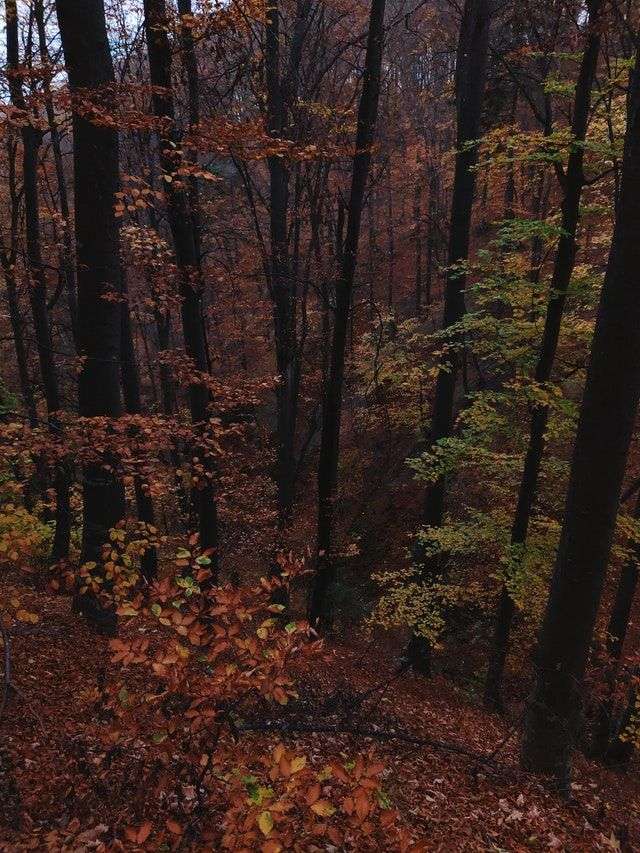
[234, 718, 517, 773]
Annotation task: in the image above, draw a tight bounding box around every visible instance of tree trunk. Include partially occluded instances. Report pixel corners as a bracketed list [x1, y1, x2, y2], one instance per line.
[408, 0, 492, 673]
[34, 0, 78, 344]
[520, 47, 640, 785]
[120, 275, 157, 580]
[55, 0, 127, 630]
[265, 0, 299, 531]
[7, 0, 71, 563]
[420, 0, 491, 530]
[143, 0, 219, 570]
[484, 0, 602, 711]
[308, 0, 386, 627]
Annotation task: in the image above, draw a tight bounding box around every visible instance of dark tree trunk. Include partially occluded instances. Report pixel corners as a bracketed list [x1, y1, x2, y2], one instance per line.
[484, 0, 602, 711]
[265, 0, 299, 531]
[421, 0, 491, 530]
[7, 0, 71, 563]
[0, 141, 37, 427]
[55, 0, 126, 613]
[414, 181, 423, 314]
[34, 0, 78, 344]
[408, 0, 492, 673]
[520, 48, 640, 785]
[143, 0, 219, 570]
[308, 0, 386, 627]
[176, 0, 202, 265]
[120, 276, 157, 580]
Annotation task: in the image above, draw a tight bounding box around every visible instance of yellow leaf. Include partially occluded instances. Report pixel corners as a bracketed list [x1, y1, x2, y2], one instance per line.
[258, 810, 274, 836]
[16, 609, 38, 624]
[311, 799, 335, 817]
[290, 756, 306, 774]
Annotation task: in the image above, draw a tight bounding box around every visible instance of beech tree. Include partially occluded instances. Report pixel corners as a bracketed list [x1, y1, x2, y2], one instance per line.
[55, 0, 126, 623]
[142, 0, 219, 568]
[484, 0, 603, 710]
[521, 46, 640, 784]
[408, 0, 493, 672]
[308, 0, 387, 627]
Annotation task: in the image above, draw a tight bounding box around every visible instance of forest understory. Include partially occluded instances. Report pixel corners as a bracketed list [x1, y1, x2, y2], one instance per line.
[1, 574, 639, 852]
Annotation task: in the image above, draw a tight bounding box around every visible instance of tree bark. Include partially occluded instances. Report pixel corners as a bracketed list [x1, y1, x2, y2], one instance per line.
[408, 0, 492, 673]
[308, 0, 386, 627]
[520, 47, 640, 785]
[143, 0, 219, 570]
[55, 0, 126, 606]
[34, 0, 78, 344]
[7, 0, 71, 563]
[484, 0, 602, 711]
[120, 275, 157, 580]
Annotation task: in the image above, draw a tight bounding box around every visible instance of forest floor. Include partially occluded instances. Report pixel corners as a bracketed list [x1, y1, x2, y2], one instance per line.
[0, 575, 639, 852]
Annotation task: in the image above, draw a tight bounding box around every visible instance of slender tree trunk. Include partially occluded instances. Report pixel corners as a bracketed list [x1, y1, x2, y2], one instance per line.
[265, 0, 299, 532]
[0, 141, 37, 427]
[34, 0, 78, 343]
[414, 180, 423, 314]
[420, 0, 491, 530]
[408, 0, 492, 673]
[55, 0, 126, 630]
[0, 252, 36, 427]
[143, 0, 219, 571]
[120, 276, 157, 580]
[521, 47, 640, 785]
[6, 0, 71, 563]
[308, 0, 386, 627]
[484, 0, 602, 710]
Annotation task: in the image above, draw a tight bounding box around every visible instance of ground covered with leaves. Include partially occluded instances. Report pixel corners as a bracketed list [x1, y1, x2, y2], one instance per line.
[0, 576, 639, 852]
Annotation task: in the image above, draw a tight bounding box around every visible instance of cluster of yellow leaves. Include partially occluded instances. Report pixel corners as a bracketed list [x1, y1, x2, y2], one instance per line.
[0, 503, 52, 573]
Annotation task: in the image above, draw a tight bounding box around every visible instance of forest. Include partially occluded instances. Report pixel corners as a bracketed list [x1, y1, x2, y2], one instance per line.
[1, 0, 640, 847]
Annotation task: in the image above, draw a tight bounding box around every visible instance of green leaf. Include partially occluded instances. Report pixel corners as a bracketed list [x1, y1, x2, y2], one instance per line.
[151, 603, 162, 617]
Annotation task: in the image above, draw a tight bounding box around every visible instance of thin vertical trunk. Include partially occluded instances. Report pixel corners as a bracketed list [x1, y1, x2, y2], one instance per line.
[308, 0, 386, 627]
[408, 0, 492, 673]
[265, 0, 299, 531]
[34, 0, 78, 344]
[521, 47, 640, 784]
[0, 141, 37, 427]
[7, 0, 71, 563]
[484, 0, 602, 710]
[55, 0, 126, 628]
[421, 0, 492, 530]
[120, 276, 157, 580]
[143, 0, 219, 570]
[414, 180, 423, 315]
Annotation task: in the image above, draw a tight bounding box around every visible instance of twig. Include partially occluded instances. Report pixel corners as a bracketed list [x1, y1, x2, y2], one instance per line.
[235, 719, 518, 773]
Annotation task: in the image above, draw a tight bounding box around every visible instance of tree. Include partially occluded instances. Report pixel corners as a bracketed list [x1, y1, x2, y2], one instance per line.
[142, 0, 219, 568]
[408, 0, 493, 672]
[521, 46, 640, 784]
[7, 0, 71, 563]
[484, 0, 603, 710]
[308, 0, 387, 627]
[55, 0, 126, 621]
